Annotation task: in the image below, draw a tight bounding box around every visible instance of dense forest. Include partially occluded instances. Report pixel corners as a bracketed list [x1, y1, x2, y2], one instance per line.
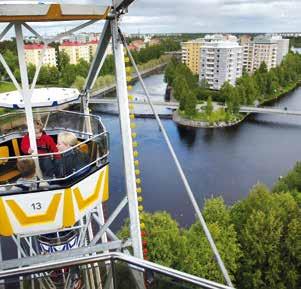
[119, 162, 301, 288]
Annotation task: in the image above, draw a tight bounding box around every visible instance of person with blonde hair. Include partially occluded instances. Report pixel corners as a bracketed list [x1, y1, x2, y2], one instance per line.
[56, 132, 89, 180]
[21, 118, 58, 178]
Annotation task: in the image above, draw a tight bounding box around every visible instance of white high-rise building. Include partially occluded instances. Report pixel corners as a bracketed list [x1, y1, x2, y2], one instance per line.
[199, 39, 243, 90]
[271, 35, 290, 65]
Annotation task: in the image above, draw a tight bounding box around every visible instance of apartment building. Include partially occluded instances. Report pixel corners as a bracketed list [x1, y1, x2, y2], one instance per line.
[59, 41, 90, 64]
[271, 35, 289, 65]
[87, 40, 98, 59]
[243, 35, 289, 74]
[181, 38, 205, 75]
[24, 44, 57, 67]
[199, 40, 243, 90]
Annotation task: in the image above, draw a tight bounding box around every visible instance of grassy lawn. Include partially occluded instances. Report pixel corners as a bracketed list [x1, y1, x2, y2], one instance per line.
[179, 108, 241, 124]
[0, 81, 16, 93]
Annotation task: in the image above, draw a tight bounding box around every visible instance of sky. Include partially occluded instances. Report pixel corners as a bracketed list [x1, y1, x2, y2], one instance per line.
[1, 0, 301, 37]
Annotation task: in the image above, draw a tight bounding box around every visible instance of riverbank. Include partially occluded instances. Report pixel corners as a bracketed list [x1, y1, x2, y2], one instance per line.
[172, 110, 243, 128]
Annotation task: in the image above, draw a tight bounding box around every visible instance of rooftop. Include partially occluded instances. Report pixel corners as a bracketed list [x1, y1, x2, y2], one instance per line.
[24, 44, 53, 50]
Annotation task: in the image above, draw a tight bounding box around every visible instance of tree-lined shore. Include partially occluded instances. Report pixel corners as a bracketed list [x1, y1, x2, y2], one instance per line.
[119, 162, 301, 288]
[165, 52, 301, 127]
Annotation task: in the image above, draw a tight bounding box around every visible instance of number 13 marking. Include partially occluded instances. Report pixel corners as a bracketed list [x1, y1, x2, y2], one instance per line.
[31, 202, 42, 210]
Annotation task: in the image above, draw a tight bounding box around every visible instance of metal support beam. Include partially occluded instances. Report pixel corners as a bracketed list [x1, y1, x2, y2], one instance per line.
[119, 28, 234, 287]
[0, 23, 12, 42]
[1, 241, 132, 271]
[83, 20, 112, 92]
[91, 197, 128, 245]
[14, 23, 38, 155]
[114, 0, 136, 11]
[111, 17, 143, 259]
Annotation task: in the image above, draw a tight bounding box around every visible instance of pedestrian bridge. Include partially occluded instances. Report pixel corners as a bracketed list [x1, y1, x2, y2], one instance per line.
[83, 98, 179, 109]
[239, 106, 301, 116]
[76, 99, 301, 117]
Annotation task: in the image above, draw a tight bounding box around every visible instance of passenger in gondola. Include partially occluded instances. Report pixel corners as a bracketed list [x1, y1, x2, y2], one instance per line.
[12, 158, 48, 192]
[21, 118, 58, 178]
[55, 132, 90, 182]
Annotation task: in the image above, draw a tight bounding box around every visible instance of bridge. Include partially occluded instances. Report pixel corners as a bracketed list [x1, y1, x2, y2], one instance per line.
[77, 99, 301, 117]
[78, 98, 180, 109]
[239, 106, 301, 116]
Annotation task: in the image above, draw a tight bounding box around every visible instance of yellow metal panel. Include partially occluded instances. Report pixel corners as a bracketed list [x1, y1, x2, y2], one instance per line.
[12, 139, 20, 156]
[102, 166, 109, 202]
[0, 5, 111, 22]
[0, 198, 13, 236]
[74, 166, 108, 211]
[0, 146, 9, 165]
[63, 188, 75, 227]
[0, 170, 20, 182]
[6, 194, 62, 226]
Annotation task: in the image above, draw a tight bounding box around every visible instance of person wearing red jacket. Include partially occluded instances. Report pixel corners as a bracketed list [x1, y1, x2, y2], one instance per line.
[21, 119, 58, 178]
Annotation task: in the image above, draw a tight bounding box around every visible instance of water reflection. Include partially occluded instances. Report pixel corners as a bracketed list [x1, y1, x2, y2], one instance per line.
[98, 74, 301, 228]
[177, 125, 197, 147]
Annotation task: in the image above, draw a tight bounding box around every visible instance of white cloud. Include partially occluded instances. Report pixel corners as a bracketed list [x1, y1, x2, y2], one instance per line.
[0, 0, 300, 35]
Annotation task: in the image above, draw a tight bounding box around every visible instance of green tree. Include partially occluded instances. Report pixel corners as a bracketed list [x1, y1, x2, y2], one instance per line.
[273, 162, 301, 193]
[47, 65, 59, 85]
[164, 58, 178, 85]
[27, 63, 36, 83]
[1, 50, 18, 79]
[200, 79, 210, 89]
[205, 96, 213, 115]
[118, 212, 185, 269]
[37, 65, 50, 85]
[184, 90, 197, 116]
[220, 81, 240, 113]
[76, 58, 90, 78]
[258, 61, 268, 74]
[59, 64, 77, 87]
[58, 51, 70, 72]
[231, 184, 301, 289]
[72, 75, 85, 90]
[181, 198, 241, 284]
[173, 74, 187, 108]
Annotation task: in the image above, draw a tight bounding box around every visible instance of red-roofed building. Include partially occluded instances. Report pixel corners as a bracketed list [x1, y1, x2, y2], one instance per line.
[130, 39, 145, 51]
[149, 38, 160, 46]
[25, 44, 57, 67]
[59, 41, 90, 64]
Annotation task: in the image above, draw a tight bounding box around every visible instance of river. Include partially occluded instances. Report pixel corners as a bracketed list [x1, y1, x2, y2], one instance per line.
[94, 74, 301, 227]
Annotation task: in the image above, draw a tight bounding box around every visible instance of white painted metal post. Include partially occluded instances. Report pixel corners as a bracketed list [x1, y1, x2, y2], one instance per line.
[111, 18, 143, 259]
[121, 32, 234, 287]
[14, 23, 38, 155]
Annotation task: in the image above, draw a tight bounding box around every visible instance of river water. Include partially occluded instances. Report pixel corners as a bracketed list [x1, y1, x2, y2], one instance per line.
[95, 74, 301, 227]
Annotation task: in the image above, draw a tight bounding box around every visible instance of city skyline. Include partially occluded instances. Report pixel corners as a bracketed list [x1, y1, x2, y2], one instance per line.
[0, 0, 300, 37]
